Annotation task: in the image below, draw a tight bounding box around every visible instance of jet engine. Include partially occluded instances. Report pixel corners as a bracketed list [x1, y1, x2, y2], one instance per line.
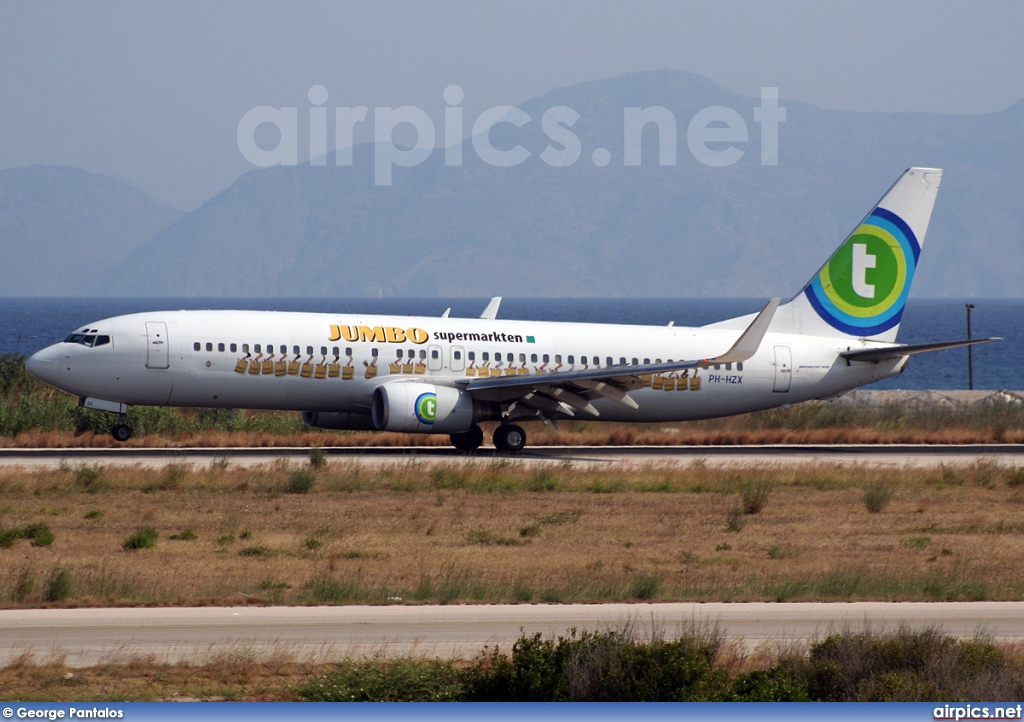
[371, 382, 482, 433]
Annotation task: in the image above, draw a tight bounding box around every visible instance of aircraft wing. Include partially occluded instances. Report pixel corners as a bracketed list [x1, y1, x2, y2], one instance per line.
[840, 337, 999, 363]
[456, 298, 780, 418]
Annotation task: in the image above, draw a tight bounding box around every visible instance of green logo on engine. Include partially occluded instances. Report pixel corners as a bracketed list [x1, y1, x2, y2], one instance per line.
[415, 392, 437, 424]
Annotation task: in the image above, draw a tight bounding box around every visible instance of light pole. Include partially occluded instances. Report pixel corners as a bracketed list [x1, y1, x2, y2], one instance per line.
[966, 303, 975, 390]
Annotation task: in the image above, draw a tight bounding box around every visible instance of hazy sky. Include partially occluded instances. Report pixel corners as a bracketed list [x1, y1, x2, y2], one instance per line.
[3, 0, 1023, 210]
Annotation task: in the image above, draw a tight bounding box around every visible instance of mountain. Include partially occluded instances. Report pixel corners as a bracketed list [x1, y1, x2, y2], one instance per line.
[0, 166, 182, 295]
[13, 70, 1024, 298]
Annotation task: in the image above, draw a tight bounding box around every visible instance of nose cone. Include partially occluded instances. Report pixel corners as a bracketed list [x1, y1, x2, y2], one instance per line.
[26, 345, 61, 386]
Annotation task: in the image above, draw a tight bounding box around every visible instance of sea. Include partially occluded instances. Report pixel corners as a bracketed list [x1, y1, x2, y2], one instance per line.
[1, 297, 1020, 391]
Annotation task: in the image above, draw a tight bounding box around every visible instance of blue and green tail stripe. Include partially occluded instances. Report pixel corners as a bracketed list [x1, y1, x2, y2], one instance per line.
[804, 207, 921, 337]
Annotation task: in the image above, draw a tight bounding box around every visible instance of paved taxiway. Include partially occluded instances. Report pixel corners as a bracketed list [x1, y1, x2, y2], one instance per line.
[2, 602, 1023, 667]
[2, 444, 1024, 469]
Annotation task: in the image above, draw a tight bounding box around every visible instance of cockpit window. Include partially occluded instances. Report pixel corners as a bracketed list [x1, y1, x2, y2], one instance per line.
[64, 333, 111, 348]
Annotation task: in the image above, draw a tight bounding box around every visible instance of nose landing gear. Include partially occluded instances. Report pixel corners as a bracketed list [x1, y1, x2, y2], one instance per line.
[111, 414, 133, 442]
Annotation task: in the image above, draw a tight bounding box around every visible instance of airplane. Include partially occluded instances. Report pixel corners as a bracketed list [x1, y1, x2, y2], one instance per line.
[26, 167, 995, 454]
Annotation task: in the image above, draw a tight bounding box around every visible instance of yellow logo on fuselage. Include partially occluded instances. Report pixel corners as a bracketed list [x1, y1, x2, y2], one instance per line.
[328, 325, 429, 345]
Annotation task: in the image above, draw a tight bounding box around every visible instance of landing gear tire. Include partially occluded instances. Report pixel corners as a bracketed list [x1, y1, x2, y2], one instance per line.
[112, 423, 133, 442]
[450, 424, 484, 453]
[493, 424, 526, 454]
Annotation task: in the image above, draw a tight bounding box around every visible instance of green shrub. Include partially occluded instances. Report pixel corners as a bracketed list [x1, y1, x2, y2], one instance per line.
[466, 529, 519, 546]
[169, 528, 197, 541]
[739, 478, 772, 514]
[74, 465, 102, 491]
[44, 566, 72, 602]
[12, 566, 35, 603]
[239, 546, 275, 558]
[863, 480, 894, 513]
[463, 627, 729, 701]
[286, 468, 316, 494]
[309, 447, 328, 468]
[725, 507, 745, 532]
[84, 509, 104, 520]
[24, 523, 54, 547]
[122, 527, 158, 550]
[300, 658, 464, 701]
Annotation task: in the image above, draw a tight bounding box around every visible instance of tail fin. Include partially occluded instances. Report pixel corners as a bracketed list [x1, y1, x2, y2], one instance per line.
[774, 167, 942, 343]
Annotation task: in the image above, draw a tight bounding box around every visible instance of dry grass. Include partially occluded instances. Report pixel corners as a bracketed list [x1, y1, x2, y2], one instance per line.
[5, 422, 1024, 449]
[2, 459, 1024, 606]
[0, 649, 315, 701]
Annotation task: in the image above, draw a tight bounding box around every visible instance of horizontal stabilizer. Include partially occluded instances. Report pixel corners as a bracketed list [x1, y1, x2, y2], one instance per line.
[841, 337, 999, 363]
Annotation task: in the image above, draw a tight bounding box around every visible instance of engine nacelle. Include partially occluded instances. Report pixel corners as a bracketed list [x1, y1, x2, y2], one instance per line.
[371, 382, 480, 434]
[301, 411, 375, 430]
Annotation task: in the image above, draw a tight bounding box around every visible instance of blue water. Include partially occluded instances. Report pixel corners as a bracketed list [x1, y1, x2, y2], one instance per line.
[1, 297, 1019, 390]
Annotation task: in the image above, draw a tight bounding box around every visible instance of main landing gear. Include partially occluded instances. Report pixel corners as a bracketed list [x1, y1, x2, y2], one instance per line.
[448, 423, 527, 454]
[450, 424, 484, 452]
[111, 414, 133, 442]
[492, 423, 526, 454]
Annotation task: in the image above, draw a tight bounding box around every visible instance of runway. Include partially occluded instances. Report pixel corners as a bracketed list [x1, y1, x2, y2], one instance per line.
[2, 444, 1024, 469]
[2, 602, 1023, 667]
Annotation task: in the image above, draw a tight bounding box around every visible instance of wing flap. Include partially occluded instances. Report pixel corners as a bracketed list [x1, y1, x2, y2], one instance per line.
[459, 297, 780, 416]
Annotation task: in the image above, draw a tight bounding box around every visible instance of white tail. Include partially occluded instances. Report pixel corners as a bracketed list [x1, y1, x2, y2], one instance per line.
[710, 167, 943, 343]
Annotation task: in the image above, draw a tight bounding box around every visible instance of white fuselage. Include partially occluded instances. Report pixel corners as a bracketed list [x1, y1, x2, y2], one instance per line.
[27, 309, 905, 424]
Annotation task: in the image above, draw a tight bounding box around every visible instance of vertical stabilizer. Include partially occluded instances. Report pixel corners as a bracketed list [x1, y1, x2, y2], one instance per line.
[777, 167, 942, 343]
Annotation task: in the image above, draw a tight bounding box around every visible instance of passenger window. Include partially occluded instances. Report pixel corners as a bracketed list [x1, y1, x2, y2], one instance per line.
[242, 344, 250, 354]
[607, 357, 614, 366]
[568, 355, 574, 364]
[371, 348, 378, 358]
[254, 344, 262, 353]
[482, 352, 489, 361]
[345, 348, 352, 356]
[454, 350, 462, 360]
[278, 345, 285, 354]
[230, 343, 237, 353]
[581, 356, 587, 365]
[206, 343, 213, 352]
[468, 352, 475, 361]
[555, 355, 562, 364]
[644, 358, 650, 365]
[419, 350, 426, 360]
[306, 346, 313, 356]
[726, 363, 732, 371]
[332, 347, 339, 356]
[737, 362, 744, 371]
[714, 364, 721, 370]
[530, 354, 537, 363]
[431, 349, 439, 359]
[193, 342, 201, 352]
[293, 345, 300, 355]
[656, 359, 662, 364]
[543, 354, 550, 363]
[218, 343, 225, 352]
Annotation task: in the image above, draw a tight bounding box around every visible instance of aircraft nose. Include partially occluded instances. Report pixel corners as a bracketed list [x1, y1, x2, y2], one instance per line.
[25, 345, 61, 386]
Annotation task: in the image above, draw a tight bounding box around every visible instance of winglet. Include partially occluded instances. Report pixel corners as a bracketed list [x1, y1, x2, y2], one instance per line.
[480, 297, 502, 320]
[708, 297, 780, 365]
